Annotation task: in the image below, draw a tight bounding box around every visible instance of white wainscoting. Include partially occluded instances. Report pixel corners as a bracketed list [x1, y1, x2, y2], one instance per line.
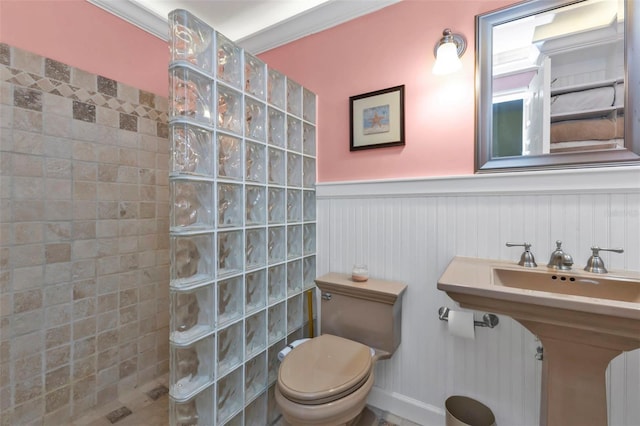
[316, 167, 640, 426]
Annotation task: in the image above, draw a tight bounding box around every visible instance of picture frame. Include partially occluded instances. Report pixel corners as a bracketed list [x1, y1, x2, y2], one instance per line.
[349, 85, 405, 151]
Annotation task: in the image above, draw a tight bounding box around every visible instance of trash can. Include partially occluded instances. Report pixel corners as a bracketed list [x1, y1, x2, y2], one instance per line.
[445, 396, 496, 426]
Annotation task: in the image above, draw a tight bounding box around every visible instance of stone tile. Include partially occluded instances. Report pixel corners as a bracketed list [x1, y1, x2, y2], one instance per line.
[44, 58, 70, 83]
[14, 87, 42, 112]
[138, 91, 155, 108]
[119, 113, 137, 132]
[71, 68, 96, 92]
[156, 122, 168, 139]
[105, 406, 132, 424]
[0, 43, 9, 66]
[13, 289, 43, 313]
[12, 48, 43, 75]
[45, 243, 71, 264]
[97, 76, 118, 97]
[72, 101, 96, 123]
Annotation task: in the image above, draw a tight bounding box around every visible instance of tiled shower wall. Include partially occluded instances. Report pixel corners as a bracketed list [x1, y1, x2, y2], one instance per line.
[0, 44, 170, 425]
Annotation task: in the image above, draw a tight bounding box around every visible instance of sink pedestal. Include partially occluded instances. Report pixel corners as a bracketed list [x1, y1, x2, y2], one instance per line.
[520, 320, 634, 426]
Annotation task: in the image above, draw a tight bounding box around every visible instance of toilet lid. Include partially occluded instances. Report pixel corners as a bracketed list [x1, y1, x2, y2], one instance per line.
[277, 334, 373, 405]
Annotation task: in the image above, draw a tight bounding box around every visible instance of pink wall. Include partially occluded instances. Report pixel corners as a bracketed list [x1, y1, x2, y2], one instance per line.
[0, 0, 169, 96]
[260, 0, 514, 182]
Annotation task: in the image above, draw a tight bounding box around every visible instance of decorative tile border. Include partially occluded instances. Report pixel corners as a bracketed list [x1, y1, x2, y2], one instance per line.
[0, 43, 168, 123]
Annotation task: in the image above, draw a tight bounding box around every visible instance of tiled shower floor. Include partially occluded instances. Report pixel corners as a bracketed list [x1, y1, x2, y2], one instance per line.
[71, 375, 421, 426]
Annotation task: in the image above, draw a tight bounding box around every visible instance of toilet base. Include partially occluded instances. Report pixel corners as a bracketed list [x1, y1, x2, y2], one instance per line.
[275, 371, 375, 426]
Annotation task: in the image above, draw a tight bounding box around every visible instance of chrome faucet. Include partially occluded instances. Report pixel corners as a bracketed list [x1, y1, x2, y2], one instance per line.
[506, 242, 537, 267]
[584, 246, 624, 274]
[547, 240, 573, 270]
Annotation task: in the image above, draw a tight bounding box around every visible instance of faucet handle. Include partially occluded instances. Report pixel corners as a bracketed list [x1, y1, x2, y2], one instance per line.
[584, 246, 624, 274]
[506, 242, 537, 267]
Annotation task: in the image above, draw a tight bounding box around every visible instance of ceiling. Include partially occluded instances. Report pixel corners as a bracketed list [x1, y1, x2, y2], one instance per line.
[88, 0, 400, 54]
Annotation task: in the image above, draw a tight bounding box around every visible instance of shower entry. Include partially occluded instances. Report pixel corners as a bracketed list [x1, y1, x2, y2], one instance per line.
[167, 10, 317, 425]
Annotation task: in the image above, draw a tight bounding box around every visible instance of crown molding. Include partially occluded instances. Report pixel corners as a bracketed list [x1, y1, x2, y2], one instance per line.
[86, 0, 400, 54]
[87, 0, 169, 41]
[236, 0, 401, 54]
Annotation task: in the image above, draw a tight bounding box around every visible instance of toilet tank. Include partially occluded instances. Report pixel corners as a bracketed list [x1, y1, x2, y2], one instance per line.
[315, 272, 407, 356]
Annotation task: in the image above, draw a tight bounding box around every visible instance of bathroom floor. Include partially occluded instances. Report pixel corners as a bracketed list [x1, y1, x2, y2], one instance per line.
[71, 375, 420, 426]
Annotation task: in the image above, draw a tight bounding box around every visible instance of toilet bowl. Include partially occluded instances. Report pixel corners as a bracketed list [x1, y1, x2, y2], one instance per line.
[275, 334, 379, 425]
[275, 273, 407, 426]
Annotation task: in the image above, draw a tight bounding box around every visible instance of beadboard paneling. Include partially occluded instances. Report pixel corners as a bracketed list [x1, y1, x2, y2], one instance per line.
[317, 170, 640, 426]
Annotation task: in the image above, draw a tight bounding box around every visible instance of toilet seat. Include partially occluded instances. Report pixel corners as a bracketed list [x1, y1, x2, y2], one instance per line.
[277, 334, 373, 405]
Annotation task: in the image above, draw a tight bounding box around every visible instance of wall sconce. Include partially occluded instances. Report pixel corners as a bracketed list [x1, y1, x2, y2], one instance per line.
[432, 28, 467, 75]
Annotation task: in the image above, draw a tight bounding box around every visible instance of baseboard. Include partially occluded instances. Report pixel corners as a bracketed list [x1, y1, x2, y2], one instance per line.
[367, 386, 445, 426]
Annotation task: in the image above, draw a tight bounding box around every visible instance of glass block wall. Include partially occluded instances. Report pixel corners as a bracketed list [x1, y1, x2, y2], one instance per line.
[167, 10, 317, 426]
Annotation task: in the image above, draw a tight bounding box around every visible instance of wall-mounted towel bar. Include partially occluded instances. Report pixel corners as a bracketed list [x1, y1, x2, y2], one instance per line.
[438, 306, 499, 328]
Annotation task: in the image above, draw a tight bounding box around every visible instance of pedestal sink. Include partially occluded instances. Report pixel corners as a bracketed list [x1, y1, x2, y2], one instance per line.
[437, 257, 640, 426]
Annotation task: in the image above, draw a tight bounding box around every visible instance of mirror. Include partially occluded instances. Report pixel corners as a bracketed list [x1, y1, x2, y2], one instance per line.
[476, 0, 639, 172]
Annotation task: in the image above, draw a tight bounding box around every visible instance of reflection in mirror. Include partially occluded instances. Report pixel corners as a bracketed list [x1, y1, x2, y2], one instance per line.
[476, 0, 639, 172]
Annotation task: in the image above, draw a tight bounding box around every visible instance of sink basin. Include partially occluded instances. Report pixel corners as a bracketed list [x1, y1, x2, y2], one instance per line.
[492, 266, 640, 303]
[438, 256, 640, 426]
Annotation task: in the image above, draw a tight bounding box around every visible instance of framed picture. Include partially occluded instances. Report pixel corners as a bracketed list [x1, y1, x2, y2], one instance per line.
[349, 85, 405, 151]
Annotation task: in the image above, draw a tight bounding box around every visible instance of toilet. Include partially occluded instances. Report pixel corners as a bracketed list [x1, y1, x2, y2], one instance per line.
[275, 272, 407, 425]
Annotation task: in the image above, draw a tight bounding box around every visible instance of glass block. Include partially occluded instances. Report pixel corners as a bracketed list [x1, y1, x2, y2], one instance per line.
[217, 276, 243, 328]
[170, 233, 214, 289]
[170, 385, 214, 426]
[268, 226, 285, 264]
[303, 123, 316, 157]
[217, 183, 243, 228]
[286, 189, 302, 223]
[268, 303, 286, 345]
[217, 134, 242, 181]
[217, 84, 242, 135]
[246, 268, 266, 314]
[267, 340, 286, 384]
[303, 256, 316, 290]
[288, 327, 303, 343]
[218, 322, 243, 376]
[170, 179, 214, 232]
[216, 366, 243, 424]
[267, 148, 285, 186]
[217, 230, 243, 277]
[268, 108, 285, 148]
[169, 10, 213, 72]
[171, 123, 213, 176]
[303, 88, 316, 123]
[267, 384, 281, 425]
[303, 223, 316, 255]
[303, 190, 316, 222]
[245, 390, 267, 423]
[245, 53, 266, 99]
[286, 116, 302, 153]
[303, 157, 316, 189]
[286, 153, 302, 188]
[246, 185, 266, 226]
[170, 67, 213, 124]
[224, 412, 243, 426]
[170, 286, 214, 345]
[245, 98, 266, 142]
[287, 224, 302, 259]
[246, 228, 266, 270]
[245, 141, 266, 184]
[267, 69, 285, 109]
[245, 352, 267, 402]
[245, 310, 266, 357]
[267, 187, 285, 225]
[216, 32, 242, 88]
[287, 259, 302, 295]
[286, 79, 302, 117]
[287, 294, 303, 333]
[170, 335, 214, 401]
[268, 264, 286, 304]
